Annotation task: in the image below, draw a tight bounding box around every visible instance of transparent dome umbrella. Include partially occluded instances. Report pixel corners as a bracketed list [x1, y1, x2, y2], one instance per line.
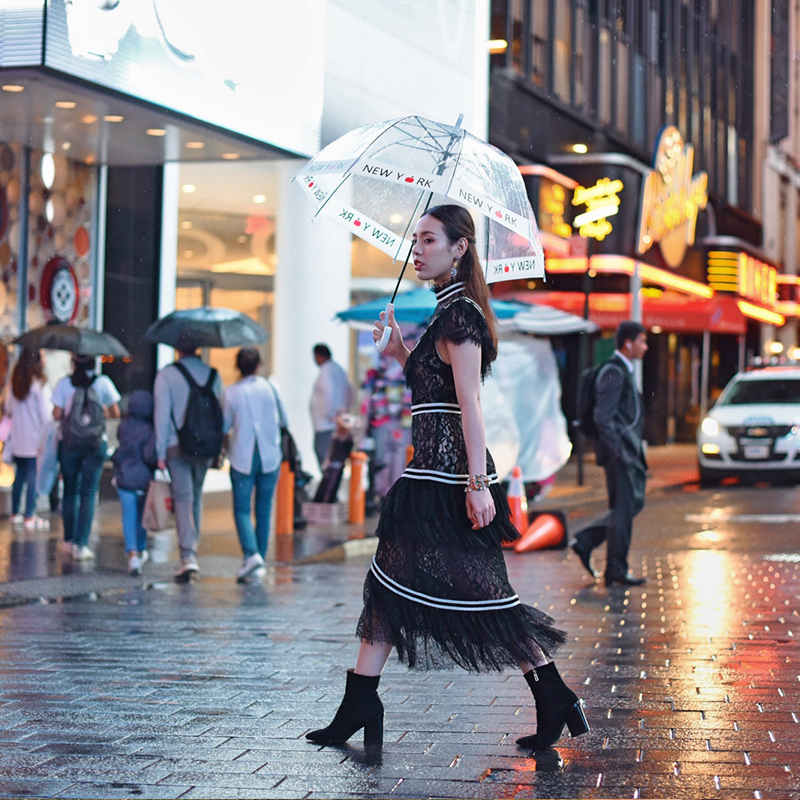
[295, 115, 545, 349]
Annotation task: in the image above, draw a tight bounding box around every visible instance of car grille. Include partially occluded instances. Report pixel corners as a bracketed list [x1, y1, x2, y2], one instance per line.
[726, 425, 795, 438]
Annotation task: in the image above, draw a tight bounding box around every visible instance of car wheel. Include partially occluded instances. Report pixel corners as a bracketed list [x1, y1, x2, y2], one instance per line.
[698, 465, 720, 488]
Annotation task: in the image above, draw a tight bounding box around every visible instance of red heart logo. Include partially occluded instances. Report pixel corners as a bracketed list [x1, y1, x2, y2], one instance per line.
[308, 181, 314, 188]
[354, 220, 362, 227]
[405, 177, 414, 183]
[495, 211, 503, 219]
[504, 265, 510, 272]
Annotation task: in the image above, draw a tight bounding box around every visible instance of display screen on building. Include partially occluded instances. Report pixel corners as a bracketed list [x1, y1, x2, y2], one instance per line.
[13, 0, 324, 156]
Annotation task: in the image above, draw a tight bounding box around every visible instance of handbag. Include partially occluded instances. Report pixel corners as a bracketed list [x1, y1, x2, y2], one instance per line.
[142, 470, 174, 531]
[267, 379, 298, 472]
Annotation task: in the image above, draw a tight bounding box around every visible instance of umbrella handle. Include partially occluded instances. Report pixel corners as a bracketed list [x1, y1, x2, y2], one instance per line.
[375, 303, 394, 353]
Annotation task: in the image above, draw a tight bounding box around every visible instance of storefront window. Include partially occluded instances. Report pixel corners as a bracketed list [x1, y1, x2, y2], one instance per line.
[0, 143, 21, 339]
[176, 160, 280, 385]
[26, 152, 95, 332]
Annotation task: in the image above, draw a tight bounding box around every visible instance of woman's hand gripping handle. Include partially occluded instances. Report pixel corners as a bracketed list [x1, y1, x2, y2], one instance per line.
[373, 305, 409, 367]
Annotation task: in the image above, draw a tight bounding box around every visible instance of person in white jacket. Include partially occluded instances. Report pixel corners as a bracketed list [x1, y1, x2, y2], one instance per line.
[6, 349, 52, 529]
[223, 347, 286, 583]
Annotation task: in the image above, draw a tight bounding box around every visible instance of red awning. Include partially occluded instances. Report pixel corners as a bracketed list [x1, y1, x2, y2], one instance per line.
[507, 291, 748, 334]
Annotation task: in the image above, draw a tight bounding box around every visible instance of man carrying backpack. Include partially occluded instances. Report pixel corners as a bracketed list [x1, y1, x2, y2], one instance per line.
[571, 320, 649, 587]
[53, 354, 121, 561]
[154, 334, 224, 582]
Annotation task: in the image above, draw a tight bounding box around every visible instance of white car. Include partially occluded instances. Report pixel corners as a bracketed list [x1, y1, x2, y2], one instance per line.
[697, 366, 800, 485]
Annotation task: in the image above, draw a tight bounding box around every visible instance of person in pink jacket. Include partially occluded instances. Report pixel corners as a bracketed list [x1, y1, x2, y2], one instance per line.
[6, 349, 51, 529]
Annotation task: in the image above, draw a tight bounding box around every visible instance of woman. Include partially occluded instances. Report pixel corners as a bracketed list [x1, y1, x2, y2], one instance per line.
[6, 349, 51, 529]
[306, 205, 588, 750]
[223, 347, 285, 583]
[53, 354, 121, 560]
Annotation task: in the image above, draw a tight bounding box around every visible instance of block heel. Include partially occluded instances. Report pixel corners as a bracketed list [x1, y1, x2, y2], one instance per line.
[565, 701, 589, 737]
[363, 713, 384, 747]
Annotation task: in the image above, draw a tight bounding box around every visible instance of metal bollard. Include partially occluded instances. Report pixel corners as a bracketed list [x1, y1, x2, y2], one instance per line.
[275, 461, 294, 535]
[348, 451, 367, 524]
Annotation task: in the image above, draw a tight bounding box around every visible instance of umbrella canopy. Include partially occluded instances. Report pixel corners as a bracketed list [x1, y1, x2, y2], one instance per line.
[336, 288, 523, 326]
[497, 303, 599, 336]
[144, 307, 268, 349]
[13, 325, 130, 357]
[296, 115, 545, 286]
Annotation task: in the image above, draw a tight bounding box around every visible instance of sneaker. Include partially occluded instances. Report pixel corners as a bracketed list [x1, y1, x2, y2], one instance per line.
[174, 558, 200, 583]
[236, 553, 265, 583]
[128, 554, 142, 576]
[72, 544, 95, 561]
[24, 516, 49, 530]
[60, 540, 74, 555]
[139, 550, 149, 569]
[9, 514, 24, 525]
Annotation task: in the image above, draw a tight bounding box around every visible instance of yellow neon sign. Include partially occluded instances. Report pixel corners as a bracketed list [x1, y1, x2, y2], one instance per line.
[571, 177, 624, 241]
[637, 126, 708, 268]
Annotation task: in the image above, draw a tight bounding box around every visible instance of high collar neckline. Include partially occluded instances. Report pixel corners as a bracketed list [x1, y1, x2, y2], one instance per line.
[433, 279, 465, 304]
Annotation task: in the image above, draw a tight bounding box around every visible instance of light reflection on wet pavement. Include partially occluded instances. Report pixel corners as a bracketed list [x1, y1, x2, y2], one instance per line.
[0, 480, 798, 799]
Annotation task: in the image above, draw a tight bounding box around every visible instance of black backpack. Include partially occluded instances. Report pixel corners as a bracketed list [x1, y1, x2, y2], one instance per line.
[575, 360, 620, 440]
[171, 362, 223, 459]
[61, 376, 106, 450]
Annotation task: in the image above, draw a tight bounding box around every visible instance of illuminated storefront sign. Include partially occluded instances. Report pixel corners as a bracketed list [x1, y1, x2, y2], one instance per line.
[637, 126, 708, 268]
[707, 249, 778, 305]
[572, 178, 624, 241]
[538, 179, 572, 239]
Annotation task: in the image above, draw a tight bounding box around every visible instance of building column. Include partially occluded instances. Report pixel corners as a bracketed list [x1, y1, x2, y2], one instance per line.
[273, 160, 353, 478]
[157, 161, 180, 370]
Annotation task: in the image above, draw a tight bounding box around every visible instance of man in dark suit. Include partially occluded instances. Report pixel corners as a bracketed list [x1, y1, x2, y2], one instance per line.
[571, 320, 649, 587]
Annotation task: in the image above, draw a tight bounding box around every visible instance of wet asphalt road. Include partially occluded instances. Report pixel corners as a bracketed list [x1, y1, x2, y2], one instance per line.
[0, 477, 799, 800]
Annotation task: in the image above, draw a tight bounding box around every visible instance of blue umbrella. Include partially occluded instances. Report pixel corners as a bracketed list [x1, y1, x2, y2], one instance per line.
[337, 288, 523, 325]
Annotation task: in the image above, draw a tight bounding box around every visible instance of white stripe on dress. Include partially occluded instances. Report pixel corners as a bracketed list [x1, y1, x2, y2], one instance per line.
[370, 558, 521, 611]
[402, 468, 500, 486]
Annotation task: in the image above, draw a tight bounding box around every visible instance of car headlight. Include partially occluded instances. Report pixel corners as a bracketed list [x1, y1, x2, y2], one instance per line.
[701, 417, 720, 436]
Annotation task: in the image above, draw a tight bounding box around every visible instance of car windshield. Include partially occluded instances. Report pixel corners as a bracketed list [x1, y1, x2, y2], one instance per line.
[723, 379, 800, 405]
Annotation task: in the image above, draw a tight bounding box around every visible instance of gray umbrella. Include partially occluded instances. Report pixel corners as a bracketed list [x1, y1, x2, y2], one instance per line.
[144, 307, 268, 349]
[13, 325, 130, 357]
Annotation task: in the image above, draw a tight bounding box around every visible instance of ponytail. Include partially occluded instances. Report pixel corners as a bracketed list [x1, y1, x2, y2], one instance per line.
[424, 205, 498, 354]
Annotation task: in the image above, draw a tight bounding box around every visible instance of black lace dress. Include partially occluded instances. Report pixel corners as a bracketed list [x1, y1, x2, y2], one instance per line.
[356, 280, 567, 672]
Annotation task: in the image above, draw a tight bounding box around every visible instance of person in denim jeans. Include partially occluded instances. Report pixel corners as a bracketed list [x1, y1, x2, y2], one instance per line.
[6, 348, 52, 529]
[53, 355, 121, 560]
[223, 347, 286, 583]
[111, 390, 157, 575]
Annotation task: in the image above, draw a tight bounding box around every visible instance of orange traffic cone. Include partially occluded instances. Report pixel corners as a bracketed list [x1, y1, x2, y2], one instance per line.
[514, 512, 566, 553]
[507, 466, 528, 538]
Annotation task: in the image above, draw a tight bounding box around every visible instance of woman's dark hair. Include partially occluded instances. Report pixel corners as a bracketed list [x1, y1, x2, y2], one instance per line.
[11, 348, 44, 401]
[423, 204, 498, 351]
[70, 354, 96, 388]
[236, 347, 261, 377]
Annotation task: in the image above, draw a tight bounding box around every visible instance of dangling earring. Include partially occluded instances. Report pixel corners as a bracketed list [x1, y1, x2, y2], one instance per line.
[450, 257, 458, 278]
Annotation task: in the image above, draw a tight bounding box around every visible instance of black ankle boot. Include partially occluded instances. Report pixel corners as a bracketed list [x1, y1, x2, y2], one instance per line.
[306, 670, 384, 747]
[516, 662, 589, 749]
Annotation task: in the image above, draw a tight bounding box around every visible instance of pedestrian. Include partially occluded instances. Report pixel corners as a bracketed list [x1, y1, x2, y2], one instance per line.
[310, 343, 354, 470]
[570, 320, 649, 586]
[223, 347, 285, 583]
[53, 354, 121, 559]
[306, 204, 588, 750]
[111, 390, 157, 576]
[6, 348, 51, 530]
[154, 333, 224, 582]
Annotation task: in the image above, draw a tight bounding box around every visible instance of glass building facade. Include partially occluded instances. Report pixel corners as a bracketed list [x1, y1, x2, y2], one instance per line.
[490, 0, 755, 213]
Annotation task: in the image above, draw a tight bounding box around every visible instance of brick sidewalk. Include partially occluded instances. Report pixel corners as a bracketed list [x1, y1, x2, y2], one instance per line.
[1, 464, 800, 799]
